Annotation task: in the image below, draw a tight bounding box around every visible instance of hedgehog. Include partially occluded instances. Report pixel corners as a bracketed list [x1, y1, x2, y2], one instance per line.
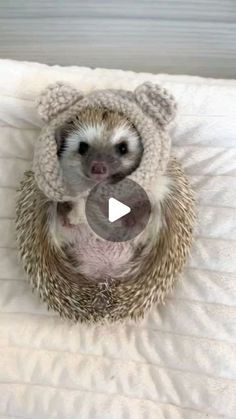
[15, 82, 196, 323]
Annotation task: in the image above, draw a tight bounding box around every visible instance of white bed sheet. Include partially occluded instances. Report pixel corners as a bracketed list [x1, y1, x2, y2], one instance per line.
[0, 59, 235, 419]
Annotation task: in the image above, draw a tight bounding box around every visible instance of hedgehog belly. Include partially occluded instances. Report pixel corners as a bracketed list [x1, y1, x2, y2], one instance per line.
[63, 224, 135, 280]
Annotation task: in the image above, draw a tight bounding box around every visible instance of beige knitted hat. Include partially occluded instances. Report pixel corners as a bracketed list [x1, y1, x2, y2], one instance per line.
[34, 82, 177, 201]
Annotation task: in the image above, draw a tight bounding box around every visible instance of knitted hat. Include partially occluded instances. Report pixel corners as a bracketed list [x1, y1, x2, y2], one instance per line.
[34, 82, 177, 201]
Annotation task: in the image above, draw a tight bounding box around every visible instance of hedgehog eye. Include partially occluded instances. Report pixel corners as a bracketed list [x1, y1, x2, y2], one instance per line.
[78, 141, 89, 155]
[116, 141, 128, 155]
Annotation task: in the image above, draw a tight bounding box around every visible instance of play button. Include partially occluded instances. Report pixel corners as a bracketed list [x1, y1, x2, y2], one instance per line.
[108, 198, 131, 223]
[85, 178, 151, 242]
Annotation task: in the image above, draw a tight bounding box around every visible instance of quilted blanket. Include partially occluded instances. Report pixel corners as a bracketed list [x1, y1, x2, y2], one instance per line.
[0, 59, 235, 419]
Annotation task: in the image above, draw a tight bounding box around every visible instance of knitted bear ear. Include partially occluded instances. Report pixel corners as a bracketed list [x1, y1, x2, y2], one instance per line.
[134, 82, 177, 126]
[37, 82, 84, 122]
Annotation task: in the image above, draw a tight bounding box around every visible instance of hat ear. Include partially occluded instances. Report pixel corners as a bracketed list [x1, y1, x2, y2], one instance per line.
[134, 82, 177, 127]
[37, 82, 84, 122]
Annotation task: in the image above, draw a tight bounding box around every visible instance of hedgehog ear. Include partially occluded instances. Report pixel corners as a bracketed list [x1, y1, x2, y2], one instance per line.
[37, 82, 84, 122]
[134, 82, 177, 127]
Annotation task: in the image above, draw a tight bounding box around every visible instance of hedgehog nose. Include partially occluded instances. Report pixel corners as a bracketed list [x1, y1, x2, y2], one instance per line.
[91, 161, 107, 175]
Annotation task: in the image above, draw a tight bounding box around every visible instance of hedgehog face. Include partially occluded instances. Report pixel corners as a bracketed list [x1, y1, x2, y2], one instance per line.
[56, 108, 143, 189]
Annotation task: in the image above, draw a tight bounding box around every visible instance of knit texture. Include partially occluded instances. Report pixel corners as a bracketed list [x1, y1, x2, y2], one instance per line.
[34, 82, 177, 201]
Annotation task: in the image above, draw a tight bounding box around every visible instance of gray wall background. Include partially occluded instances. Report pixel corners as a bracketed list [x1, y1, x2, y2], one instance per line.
[0, 0, 236, 79]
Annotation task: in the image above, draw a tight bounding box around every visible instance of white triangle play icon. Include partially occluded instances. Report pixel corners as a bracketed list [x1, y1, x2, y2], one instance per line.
[108, 197, 131, 223]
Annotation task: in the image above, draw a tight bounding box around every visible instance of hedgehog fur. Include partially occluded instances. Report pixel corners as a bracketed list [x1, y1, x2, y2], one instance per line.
[15, 156, 195, 323]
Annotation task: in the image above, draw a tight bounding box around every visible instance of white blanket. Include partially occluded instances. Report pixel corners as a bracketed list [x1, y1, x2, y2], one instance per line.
[0, 59, 235, 419]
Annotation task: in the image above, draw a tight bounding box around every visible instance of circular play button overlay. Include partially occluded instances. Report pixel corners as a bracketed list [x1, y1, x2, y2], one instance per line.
[85, 178, 151, 242]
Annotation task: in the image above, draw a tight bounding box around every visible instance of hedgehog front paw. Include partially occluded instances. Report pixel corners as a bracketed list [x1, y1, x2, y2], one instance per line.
[68, 201, 86, 225]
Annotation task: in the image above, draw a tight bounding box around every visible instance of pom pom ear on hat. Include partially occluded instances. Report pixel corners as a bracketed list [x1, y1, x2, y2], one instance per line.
[37, 82, 84, 122]
[134, 82, 177, 127]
